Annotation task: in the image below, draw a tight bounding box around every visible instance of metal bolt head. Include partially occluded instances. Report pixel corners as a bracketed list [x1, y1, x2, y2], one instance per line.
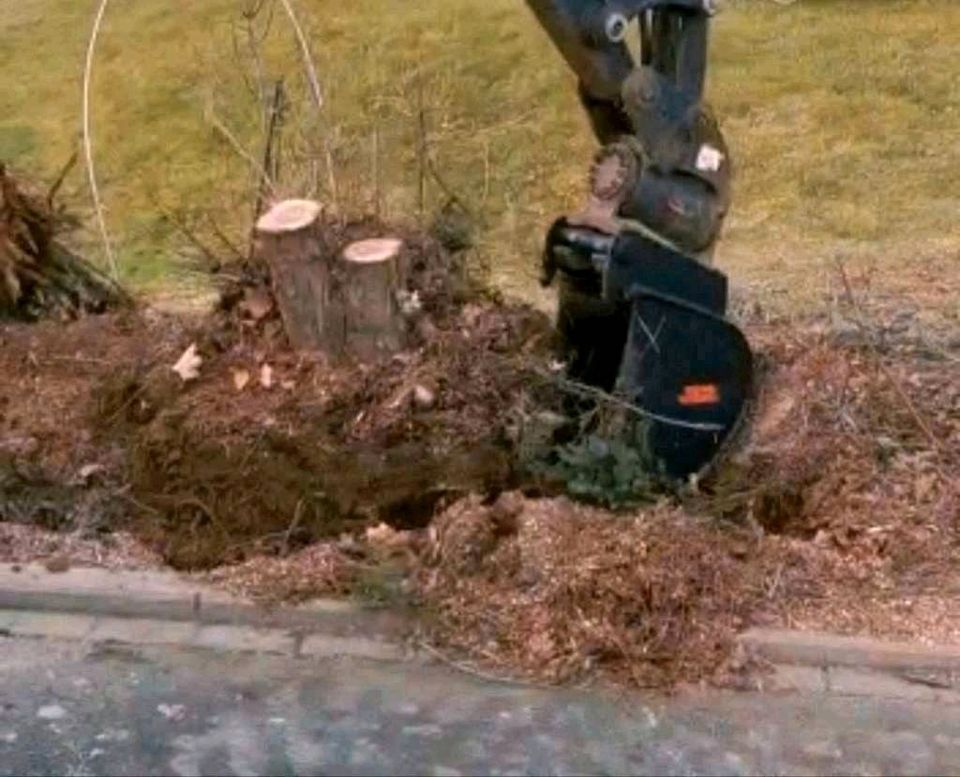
[605, 12, 628, 42]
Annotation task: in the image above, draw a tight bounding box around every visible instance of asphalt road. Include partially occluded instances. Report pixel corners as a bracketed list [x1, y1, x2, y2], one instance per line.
[2, 635, 960, 776]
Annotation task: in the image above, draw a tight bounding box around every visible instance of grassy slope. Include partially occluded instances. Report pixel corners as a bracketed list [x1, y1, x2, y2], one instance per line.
[1, 0, 958, 314]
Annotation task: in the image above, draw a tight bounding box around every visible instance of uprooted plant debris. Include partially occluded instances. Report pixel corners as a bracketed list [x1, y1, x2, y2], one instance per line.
[0, 163, 128, 321]
[411, 317, 959, 688]
[0, 213, 958, 689]
[2, 216, 562, 569]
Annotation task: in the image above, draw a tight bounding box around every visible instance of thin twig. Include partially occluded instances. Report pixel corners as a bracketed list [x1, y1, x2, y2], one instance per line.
[242, 0, 274, 130]
[409, 79, 473, 218]
[371, 125, 381, 219]
[277, 0, 323, 110]
[416, 640, 552, 689]
[231, 22, 261, 110]
[416, 76, 426, 224]
[276, 0, 338, 206]
[43, 354, 110, 366]
[249, 79, 286, 259]
[82, 0, 119, 279]
[205, 216, 246, 262]
[154, 202, 223, 268]
[206, 109, 275, 195]
[282, 498, 305, 556]
[834, 258, 944, 455]
[103, 383, 148, 425]
[533, 368, 725, 432]
[481, 139, 491, 205]
[47, 150, 79, 209]
[426, 156, 474, 219]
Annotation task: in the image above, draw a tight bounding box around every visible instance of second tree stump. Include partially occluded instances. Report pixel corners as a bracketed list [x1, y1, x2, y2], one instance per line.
[340, 238, 405, 360]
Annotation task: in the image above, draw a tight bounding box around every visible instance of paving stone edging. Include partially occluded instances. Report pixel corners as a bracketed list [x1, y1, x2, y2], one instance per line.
[0, 563, 411, 661]
[5, 565, 960, 683]
[739, 628, 960, 674]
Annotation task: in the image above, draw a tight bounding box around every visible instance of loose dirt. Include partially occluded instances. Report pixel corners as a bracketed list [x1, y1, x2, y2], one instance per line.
[1, 219, 957, 689]
[0, 219, 558, 570]
[413, 315, 959, 687]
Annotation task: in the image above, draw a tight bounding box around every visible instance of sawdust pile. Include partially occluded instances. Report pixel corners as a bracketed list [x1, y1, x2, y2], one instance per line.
[204, 542, 356, 603]
[411, 315, 959, 687]
[417, 493, 774, 687]
[721, 320, 960, 641]
[710, 321, 957, 551]
[0, 521, 161, 571]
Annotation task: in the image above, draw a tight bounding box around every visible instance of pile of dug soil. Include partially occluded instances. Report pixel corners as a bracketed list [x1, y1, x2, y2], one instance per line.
[0, 218, 559, 569]
[412, 315, 959, 687]
[1, 214, 957, 690]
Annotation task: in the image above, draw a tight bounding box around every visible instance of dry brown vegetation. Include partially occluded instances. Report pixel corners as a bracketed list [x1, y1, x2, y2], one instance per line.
[1, 210, 957, 690]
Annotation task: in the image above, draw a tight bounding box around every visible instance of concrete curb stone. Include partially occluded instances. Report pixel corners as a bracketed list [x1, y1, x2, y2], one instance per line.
[7, 564, 960, 686]
[740, 628, 960, 675]
[0, 562, 408, 634]
[0, 563, 412, 662]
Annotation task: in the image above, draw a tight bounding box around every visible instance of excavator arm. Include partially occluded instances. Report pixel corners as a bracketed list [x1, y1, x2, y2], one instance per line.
[526, 0, 729, 255]
[526, 0, 752, 479]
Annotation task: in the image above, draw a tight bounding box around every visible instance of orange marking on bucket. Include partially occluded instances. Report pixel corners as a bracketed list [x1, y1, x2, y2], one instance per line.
[678, 383, 720, 406]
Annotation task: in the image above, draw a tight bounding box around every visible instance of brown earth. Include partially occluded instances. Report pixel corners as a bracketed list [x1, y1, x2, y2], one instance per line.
[0, 220, 958, 689]
[413, 316, 959, 688]
[0, 220, 559, 570]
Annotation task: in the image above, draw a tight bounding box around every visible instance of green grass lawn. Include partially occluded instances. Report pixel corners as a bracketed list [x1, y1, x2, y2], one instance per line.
[2, 0, 958, 314]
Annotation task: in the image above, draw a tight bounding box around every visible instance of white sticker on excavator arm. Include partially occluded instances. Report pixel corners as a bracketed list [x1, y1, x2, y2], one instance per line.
[696, 144, 724, 172]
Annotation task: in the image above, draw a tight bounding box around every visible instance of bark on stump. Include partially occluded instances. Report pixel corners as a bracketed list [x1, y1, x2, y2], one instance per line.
[255, 199, 405, 359]
[255, 199, 330, 351]
[340, 238, 405, 360]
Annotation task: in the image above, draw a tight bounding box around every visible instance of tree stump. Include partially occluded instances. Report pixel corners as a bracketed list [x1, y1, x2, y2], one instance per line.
[255, 199, 406, 359]
[340, 238, 405, 360]
[255, 199, 330, 351]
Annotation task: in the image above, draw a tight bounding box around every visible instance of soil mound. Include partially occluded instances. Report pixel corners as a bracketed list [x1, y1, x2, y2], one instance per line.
[1, 217, 957, 689]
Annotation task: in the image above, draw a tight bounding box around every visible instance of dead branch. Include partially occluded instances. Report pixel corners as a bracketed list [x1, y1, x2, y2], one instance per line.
[153, 201, 223, 270]
[834, 257, 945, 456]
[416, 640, 552, 689]
[205, 106, 275, 195]
[249, 79, 287, 260]
[205, 216, 246, 263]
[276, 0, 338, 206]
[46, 150, 78, 209]
[414, 76, 474, 221]
[0, 166, 129, 319]
[234, 0, 277, 130]
[371, 125, 382, 219]
[416, 76, 426, 223]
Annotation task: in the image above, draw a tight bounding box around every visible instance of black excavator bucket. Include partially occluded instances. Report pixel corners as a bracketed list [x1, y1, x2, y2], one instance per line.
[605, 233, 753, 478]
[546, 224, 754, 479]
[618, 292, 753, 477]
